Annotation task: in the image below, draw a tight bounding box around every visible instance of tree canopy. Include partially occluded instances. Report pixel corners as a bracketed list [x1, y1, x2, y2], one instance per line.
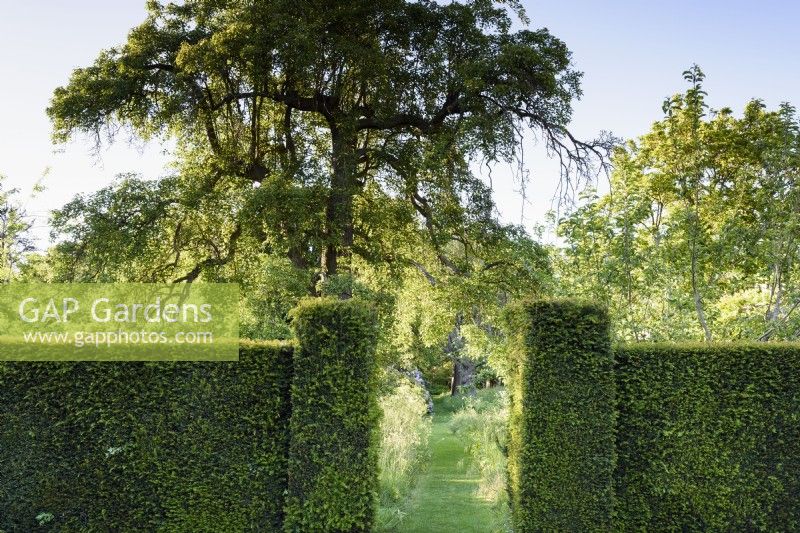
[48, 0, 608, 291]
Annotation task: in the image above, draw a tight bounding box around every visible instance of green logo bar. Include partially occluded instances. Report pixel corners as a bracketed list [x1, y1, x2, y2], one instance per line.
[0, 283, 239, 361]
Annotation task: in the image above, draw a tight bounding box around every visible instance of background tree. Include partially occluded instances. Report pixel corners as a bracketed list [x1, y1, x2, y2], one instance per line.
[556, 68, 800, 341]
[0, 175, 34, 283]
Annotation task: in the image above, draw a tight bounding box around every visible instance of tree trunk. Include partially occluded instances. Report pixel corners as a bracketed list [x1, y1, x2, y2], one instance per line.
[445, 313, 476, 396]
[689, 215, 712, 341]
[322, 126, 358, 293]
[767, 263, 783, 323]
[450, 357, 477, 396]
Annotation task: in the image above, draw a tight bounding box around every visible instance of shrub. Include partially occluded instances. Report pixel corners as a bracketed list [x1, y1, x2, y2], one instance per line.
[615, 343, 800, 531]
[0, 342, 293, 532]
[284, 298, 380, 532]
[506, 299, 615, 532]
[376, 372, 432, 531]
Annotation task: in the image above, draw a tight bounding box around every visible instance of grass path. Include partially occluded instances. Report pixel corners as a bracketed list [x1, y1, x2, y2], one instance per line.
[397, 397, 496, 533]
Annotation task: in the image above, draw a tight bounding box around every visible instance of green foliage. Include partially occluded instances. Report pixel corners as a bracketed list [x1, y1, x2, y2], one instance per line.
[379, 225, 552, 393]
[556, 69, 800, 342]
[506, 299, 615, 531]
[49, 175, 181, 281]
[0, 341, 293, 531]
[1, 299, 385, 531]
[376, 372, 432, 531]
[285, 298, 380, 532]
[239, 255, 313, 339]
[615, 343, 800, 531]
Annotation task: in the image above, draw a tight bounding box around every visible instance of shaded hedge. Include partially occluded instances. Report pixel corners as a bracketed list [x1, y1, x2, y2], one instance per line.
[506, 299, 615, 531]
[507, 299, 800, 531]
[615, 343, 800, 531]
[0, 341, 293, 532]
[284, 298, 380, 532]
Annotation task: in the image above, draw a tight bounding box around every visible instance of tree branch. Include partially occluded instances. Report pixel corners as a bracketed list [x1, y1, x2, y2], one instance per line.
[356, 92, 462, 132]
[172, 223, 241, 283]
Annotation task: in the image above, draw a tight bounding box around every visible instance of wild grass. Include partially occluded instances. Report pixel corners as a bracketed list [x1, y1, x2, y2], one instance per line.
[395, 394, 496, 532]
[448, 387, 511, 532]
[376, 377, 432, 531]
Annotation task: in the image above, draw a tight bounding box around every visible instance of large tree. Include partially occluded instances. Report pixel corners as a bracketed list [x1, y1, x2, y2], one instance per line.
[48, 0, 608, 291]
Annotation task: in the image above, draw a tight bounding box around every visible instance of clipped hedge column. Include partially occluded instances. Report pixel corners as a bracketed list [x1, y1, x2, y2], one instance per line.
[285, 298, 379, 532]
[507, 299, 615, 531]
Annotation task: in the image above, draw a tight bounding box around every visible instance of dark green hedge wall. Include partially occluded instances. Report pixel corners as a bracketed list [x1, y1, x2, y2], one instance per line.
[0, 341, 293, 532]
[615, 343, 800, 531]
[507, 300, 800, 531]
[506, 299, 615, 532]
[284, 298, 379, 532]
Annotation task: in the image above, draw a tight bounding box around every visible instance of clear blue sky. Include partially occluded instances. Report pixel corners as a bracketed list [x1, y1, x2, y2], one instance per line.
[1, 1, 798, 247]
